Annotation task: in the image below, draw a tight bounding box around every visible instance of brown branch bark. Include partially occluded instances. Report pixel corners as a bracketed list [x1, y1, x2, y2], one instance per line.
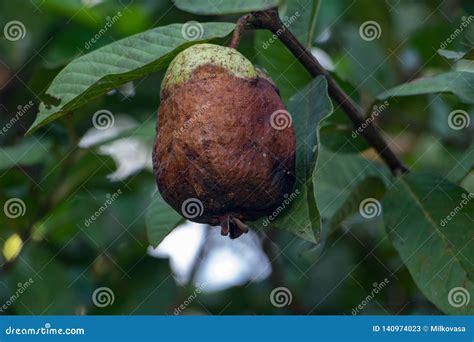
[232, 8, 408, 176]
[228, 14, 251, 49]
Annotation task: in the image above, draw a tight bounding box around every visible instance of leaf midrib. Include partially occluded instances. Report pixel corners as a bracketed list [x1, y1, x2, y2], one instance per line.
[399, 177, 469, 278]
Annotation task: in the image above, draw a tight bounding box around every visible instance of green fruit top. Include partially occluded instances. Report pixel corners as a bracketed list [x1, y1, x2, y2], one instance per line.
[161, 43, 258, 93]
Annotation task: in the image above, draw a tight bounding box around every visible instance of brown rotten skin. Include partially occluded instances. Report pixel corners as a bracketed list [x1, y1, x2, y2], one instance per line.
[153, 44, 295, 239]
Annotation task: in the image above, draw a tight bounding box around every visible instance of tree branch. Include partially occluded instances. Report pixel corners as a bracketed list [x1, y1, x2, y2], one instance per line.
[238, 8, 408, 175]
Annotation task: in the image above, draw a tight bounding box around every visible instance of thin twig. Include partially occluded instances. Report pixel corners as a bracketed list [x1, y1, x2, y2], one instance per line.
[245, 8, 408, 176]
[189, 225, 211, 283]
[228, 14, 251, 49]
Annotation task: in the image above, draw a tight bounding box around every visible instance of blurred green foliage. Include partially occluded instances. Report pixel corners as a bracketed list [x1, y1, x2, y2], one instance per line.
[0, 0, 473, 316]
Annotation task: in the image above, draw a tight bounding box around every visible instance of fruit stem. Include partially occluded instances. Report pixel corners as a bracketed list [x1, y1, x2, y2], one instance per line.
[244, 8, 409, 176]
[228, 14, 251, 49]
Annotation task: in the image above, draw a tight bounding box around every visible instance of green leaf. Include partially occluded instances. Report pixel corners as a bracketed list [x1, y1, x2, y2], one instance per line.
[32, 0, 152, 35]
[173, 0, 279, 15]
[314, 148, 390, 220]
[35, 183, 152, 250]
[28, 22, 236, 133]
[9, 243, 81, 314]
[378, 72, 474, 104]
[280, 0, 321, 48]
[338, 29, 396, 97]
[383, 173, 474, 314]
[0, 138, 52, 170]
[94, 257, 178, 315]
[310, 148, 389, 258]
[269, 76, 333, 243]
[146, 192, 184, 246]
[318, 109, 370, 153]
[253, 1, 321, 99]
[254, 31, 312, 100]
[446, 143, 474, 184]
[329, 176, 386, 233]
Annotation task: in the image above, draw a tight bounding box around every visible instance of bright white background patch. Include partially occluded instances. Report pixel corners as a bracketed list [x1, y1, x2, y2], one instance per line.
[148, 222, 271, 292]
[79, 115, 153, 181]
